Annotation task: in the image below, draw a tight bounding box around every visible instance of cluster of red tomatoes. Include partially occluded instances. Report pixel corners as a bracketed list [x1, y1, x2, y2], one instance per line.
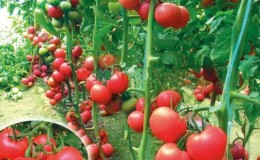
[0, 128, 83, 160]
[193, 83, 214, 101]
[119, 0, 190, 29]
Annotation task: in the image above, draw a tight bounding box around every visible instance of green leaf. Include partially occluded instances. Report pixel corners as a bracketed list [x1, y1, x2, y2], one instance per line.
[209, 17, 224, 34]
[94, 25, 112, 51]
[35, 9, 60, 38]
[93, 7, 117, 26]
[210, 27, 232, 65]
[194, 45, 211, 66]
[63, 132, 82, 148]
[161, 52, 175, 65]
[103, 70, 111, 80]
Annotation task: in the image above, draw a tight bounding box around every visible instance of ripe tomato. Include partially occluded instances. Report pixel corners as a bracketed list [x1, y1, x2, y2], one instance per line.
[49, 99, 57, 106]
[33, 134, 56, 160]
[201, 0, 214, 7]
[52, 58, 65, 71]
[107, 72, 129, 94]
[72, 45, 83, 58]
[195, 93, 205, 101]
[90, 84, 112, 104]
[156, 143, 191, 160]
[15, 157, 37, 160]
[137, 1, 150, 20]
[54, 146, 83, 160]
[135, 97, 157, 113]
[45, 90, 55, 98]
[49, 37, 60, 45]
[87, 144, 99, 160]
[186, 126, 227, 160]
[119, 0, 140, 10]
[156, 90, 181, 109]
[203, 69, 218, 82]
[154, 3, 181, 28]
[52, 71, 66, 82]
[54, 49, 66, 59]
[28, 34, 34, 41]
[102, 143, 114, 158]
[104, 95, 122, 114]
[128, 111, 144, 132]
[84, 56, 94, 71]
[231, 142, 246, 159]
[66, 111, 77, 123]
[21, 78, 29, 85]
[173, 6, 190, 28]
[54, 93, 63, 102]
[70, 0, 79, 7]
[47, 6, 63, 18]
[48, 77, 60, 88]
[98, 54, 116, 69]
[150, 107, 187, 142]
[76, 68, 91, 81]
[203, 83, 214, 96]
[27, 26, 35, 34]
[0, 129, 29, 159]
[81, 110, 92, 124]
[85, 75, 102, 91]
[60, 63, 72, 77]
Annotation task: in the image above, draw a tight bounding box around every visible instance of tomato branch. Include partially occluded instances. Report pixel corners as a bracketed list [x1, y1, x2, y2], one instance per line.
[230, 92, 260, 105]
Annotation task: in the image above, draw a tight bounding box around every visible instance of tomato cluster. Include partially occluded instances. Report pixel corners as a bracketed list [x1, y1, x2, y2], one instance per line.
[0, 128, 83, 160]
[193, 83, 213, 101]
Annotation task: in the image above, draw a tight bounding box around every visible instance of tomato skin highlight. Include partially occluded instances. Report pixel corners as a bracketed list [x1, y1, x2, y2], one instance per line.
[186, 126, 227, 160]
[156, 90, 181, 109]
[90, 84, 112, 104]
[0, 129, 29, 160]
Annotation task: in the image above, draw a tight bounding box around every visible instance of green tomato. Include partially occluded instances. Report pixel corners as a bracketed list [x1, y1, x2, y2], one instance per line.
[108, 2, 121, 13]
[45, 55, 55, 63]
[11, 87, 19, 95]
[47, 0, 60, 6]
[36, 0, 45, 6]
[17, 92, 23, 99]
[39, 47, 48, 56]
[69, 11, 80, 20]
[60, 1, 72, 12]
[52, 18, 63, 28]
[122, 98, 137, 113]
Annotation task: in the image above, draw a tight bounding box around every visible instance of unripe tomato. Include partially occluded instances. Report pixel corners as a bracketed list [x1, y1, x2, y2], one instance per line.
[52, 18, 63, 28]
[128, 111, 144, 132]
[49, 37, 60, 45]
[90, 84, 112, 104]
[108, 2, 121, 13]
[60, 1, 72, 12]
[155, 3, 181, 28]
[156, 90, 181, 109]
[47, 44, 57, 52]
[150, 107, 187, 142]
[119, 0, 141, 10]
[48, 77, 60, 88]
[107, 71, 129, 94]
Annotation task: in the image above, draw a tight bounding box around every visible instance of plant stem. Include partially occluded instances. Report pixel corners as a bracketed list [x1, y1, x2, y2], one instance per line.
[65, 79, 73, 103]
[138, 0, 155, 159]
[230, 92, 260, 105]
[243, 123, 254, 146]
[124, 112, 136, 160]
[120, 7, 128, 65]
[210, 91, 217, 106]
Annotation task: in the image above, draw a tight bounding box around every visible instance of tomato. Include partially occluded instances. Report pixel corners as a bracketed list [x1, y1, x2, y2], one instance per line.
[54, 146, 83, 160]
[66, 111, 76, 123]
[102, 143, 114, 158]
[107, 71, 129, 94]
[154, 3, 181, 28]
[72, 46, 83, 58]
[173, 6, 189, 28]
[137, 1, 150, 20]
[45, 90, 55, 98]
[203, 69, 219, 82]
[39, 47, 48, 56]
[60, 1, 72, 12]
[85, 74, 102, 91]
[108, 2, 121, 13]
[49, 37, 60, 45]
[76, 68, 91, 81]
[150, 107, 187, 142]
[98, 54, 116, 69]
[84, 56, 94, 71]
[48, 77, 60, 88]
[49, 99, 57, 106]
[90, 84, 112, 104]
[81, 110, 92, 124]
[186, 126, 227, 160]
[52, 58, 65, 71]
[231, 142, 246, 159]
[257, 156, 260, 160]
[45, 55, 55, 63]
[156, 90, 181, 109]
[41, 65, 48, 72]
[47, 44, 57, 52]
[122, 97, 138, 113]
[22, 32, 29, 38]
[54, 92, 63, 102]
[54, 49, 66, 59]
[201, 0, 214, 7]
[119, 0, 140, 10]
[28, 34, 34, 41]
[230, 0, 238, 3]
[87, 144, 99, 160]
[47, 6, 63, 18]
[0, 128, 29, 159]
[60, 63, 72, 77]
[33, 134, 56, 160]
[67, 122, 79, 132]
[104, 95, 122, 114]
[27, 26, 35, 34]
[156, 143, 191, 160]
[52, 71, 66, 82]
[70, 0, 79, 7]
[195, 93, 205, 101]
[128, 111, 144, 132]
[21, 78, 29, 85]
[33, 69, 42, 77]
[52, 18, 63, 28]
[27, 82, 34, 87]
[203, 83, 214, 96]
[69, 11, 80, 20]
[135, 97, 157, 113]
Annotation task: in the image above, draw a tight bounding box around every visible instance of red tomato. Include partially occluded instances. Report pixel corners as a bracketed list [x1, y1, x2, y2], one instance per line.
[186, 126, 227, 160]
[154, 3, 181, 28]
[150, 107, 187, 142]
[90, 84, 112, 104]
[173, 6, 189, 28]
[98, 54, 116, 69]
[21, 78, 29, 85]
[107, 72, 129, 94]
[76, 68, 91, 81]
[203, 83, 214, 96]
[85, 75, 102, 91]
[72, 46, 83, 58]
[119, 0, 140, 10]
[60, 63, 72, 77]
[49, 37, 60, 45]
[54, 93, 63, 102]
[128, 111, 144, 132]
[104, 95, 122, 114]
[203, 69, 219, 82]
[195, 93, 205, 101]
[156, 90, 181, 109]
[45, 90, 55, 98]
[84, 56, 94, 71]
[52, 58, 65, 71]
[52, 71, 66, 82]
[54, 49, 66, 59]
[137, 1, 150, 20]
[49, 99, 57, 106]
[156, 143, 191, 160]
[66, 111, 77, 123]
[47, 6, 63, 18]
[102, 143, 114, 158]
[33, 134, 56, 160]
[27, 26, 35, 34]
[48, 77, 60, 88]
[54, 146, 83, 160]
[231, 142, 246, 159]
[71, 0, 79, 7]
[190, 68, 203, 78]
[0, 129, 29, 159]
[201, 0, 214, 7]
[81, 110, 92, 124]
[87, 144, 99, 160]
[28, 34, 34, 41]
[47, 44, 57, 52]
[40, 65, 48, 72]
[135, 97, 157, 113]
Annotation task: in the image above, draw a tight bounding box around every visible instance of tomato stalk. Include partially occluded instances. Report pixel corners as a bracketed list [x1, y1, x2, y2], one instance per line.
[64, 13, 86, 132]
[120, 7, 129, 65]
[65, 79, 73, 103]
[230, 92, 260, 105]
[138, 0, 156, 159]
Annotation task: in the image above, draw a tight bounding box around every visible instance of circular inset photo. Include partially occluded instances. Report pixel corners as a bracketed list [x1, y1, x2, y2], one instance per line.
[0, 120, 87, 160]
